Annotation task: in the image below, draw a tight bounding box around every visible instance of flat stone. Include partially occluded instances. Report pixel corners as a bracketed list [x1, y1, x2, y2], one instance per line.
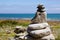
[28, 27, 51, 38]
[27, 23, 49, 30]
[24, 34, 55, 40]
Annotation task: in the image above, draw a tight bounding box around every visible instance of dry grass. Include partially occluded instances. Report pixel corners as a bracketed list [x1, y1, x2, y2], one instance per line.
[0, 19, 60, 40]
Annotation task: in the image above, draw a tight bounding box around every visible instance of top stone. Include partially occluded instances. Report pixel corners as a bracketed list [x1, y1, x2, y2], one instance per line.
[37, 4, 45, 12]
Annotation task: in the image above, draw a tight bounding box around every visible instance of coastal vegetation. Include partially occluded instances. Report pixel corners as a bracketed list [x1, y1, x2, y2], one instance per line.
[0, 19, 60, 40]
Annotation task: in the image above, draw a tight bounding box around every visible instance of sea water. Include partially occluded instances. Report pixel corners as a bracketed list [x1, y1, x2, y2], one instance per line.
[0, 13, 60, 20]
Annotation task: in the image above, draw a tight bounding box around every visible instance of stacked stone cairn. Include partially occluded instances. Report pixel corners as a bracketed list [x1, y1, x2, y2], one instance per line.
[14, 4, 55, 40]
[26, 4, 55, 40]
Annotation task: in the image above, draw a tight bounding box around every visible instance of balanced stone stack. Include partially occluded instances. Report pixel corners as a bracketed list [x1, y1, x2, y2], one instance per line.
[14, 26, 27, 40]
[26, 4, 55, 40]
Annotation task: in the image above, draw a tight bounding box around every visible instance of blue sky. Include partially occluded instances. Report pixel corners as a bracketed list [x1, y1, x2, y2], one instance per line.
[0, 0, 60, 13]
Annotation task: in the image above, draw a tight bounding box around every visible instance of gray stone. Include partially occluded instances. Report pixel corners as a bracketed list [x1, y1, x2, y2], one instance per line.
[27, 23, 49, 31]
[6, 30, 11, 34]
[31, 12, 47, 23]
[37, 4, 45, 12]
[24, 34, 55, 40]
[27, 27, 51, 38]
[14, 26, 26, 34]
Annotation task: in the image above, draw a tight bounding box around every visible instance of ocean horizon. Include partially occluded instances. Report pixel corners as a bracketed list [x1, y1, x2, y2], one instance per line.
[0, 13, 60, 21]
